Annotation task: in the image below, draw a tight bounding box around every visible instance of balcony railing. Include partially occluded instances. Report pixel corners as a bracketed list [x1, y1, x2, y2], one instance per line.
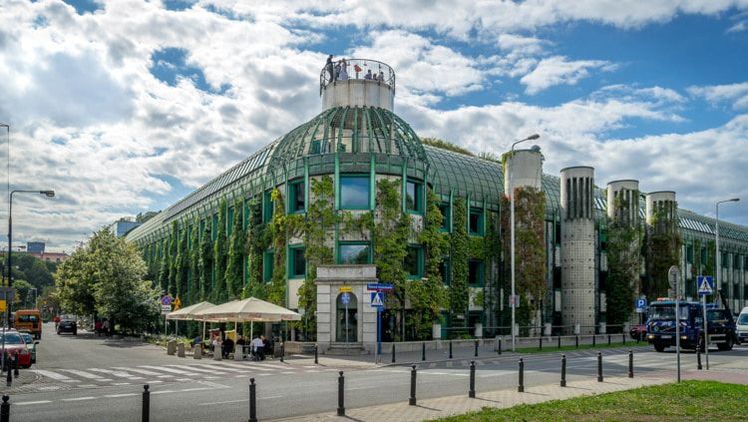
[320, 58, 395, 95]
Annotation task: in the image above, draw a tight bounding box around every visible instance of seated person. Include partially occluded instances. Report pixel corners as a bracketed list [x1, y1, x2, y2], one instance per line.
[190, 335, 202, 349]
[250, 336, 265, 361]
[235, 336, 246, 357]
[222, 337, 234, 359]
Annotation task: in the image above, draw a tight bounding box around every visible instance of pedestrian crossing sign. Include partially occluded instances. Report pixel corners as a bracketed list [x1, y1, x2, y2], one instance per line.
[697, 275, 714, 296]
[370, 292, 384, 308]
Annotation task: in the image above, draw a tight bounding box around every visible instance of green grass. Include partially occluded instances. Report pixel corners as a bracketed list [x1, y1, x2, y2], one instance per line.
[432, 381, 748, 421]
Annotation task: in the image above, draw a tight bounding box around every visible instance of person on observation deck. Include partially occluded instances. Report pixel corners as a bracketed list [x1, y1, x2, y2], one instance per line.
[325, 55, 334, 82]
[364, 69, 373, 80]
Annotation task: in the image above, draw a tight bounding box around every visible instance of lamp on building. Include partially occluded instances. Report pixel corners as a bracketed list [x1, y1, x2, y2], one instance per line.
[715, 197, 740, 297]
[509, 133, 540, 352]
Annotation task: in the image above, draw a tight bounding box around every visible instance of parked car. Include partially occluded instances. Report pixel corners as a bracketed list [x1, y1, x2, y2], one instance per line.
[18, 331, 39, 364]
[629, 324, 647, 341]
[737, 307, 748, 345]
[57, 318, 77, 335]
[0, 331, 33, 369]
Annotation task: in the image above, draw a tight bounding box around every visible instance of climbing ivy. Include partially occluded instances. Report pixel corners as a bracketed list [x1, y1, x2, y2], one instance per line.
[450, 198, 469, 325]
[605, 223, 641, 327]
[212, 199, 229, 303]
[167, 221, 179, 296]
[266, 189, 304, 306]
[244, 197, 268, 300]
[157, 239, 168, 294]
[225, 198, 245, 300]
[645, 206, 682, 299]
[175, 224, 188, 302]
[189, 217, 200, 304]
[198, 220, 212, 301]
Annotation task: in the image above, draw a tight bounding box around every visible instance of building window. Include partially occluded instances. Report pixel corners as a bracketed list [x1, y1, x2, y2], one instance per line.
[406, 179, 423, 213]
[338, 242, 371, 264]
[686, 245, 694, 264]
[263, 251, 274, 283]
[289, 180, 305, 213]
[469, 207, 484, 236]
[289, 246, 306, 278]
[263, 190, 274, 223]
[340, 175, 370, 209]
[468, 260, 484, 287]
[227, 206, 235, 235]
[439, 258, 451, 285]
[405, 245, 424, 279]
[438, 202, 450, 231]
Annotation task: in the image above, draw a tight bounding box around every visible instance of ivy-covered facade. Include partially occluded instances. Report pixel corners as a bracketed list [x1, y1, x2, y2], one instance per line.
[126, 59, 748, 342]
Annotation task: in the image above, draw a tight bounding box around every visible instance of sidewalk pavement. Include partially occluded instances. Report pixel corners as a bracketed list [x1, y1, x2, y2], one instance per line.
[271, 374, 672, 422]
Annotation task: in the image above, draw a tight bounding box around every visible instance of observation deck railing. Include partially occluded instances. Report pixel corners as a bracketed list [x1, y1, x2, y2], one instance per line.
[320, 58, 395, 95]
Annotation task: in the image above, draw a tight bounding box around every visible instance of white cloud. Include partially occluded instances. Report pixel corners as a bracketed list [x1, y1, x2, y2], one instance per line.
[520, 56, 615, 94]
[688, 82, 748, 109]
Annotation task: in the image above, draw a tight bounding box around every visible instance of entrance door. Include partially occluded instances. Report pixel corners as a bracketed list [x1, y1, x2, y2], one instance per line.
[336, 293, 358, 343]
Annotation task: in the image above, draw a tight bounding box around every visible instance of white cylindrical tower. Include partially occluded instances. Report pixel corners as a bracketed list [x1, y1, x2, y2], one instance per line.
[646, 191, 677, 234]
[560, 166, 596, 334]
[607, 180, 640, 227]
[320, 59, 395, 111]
[503, 146, 543, 196]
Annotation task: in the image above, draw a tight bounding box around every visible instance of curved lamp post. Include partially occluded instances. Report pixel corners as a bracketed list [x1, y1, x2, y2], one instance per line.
[509, 133, 540, 351]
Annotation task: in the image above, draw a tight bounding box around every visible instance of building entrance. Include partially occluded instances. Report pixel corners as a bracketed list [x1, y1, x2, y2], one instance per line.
[336, 292, 358, 343]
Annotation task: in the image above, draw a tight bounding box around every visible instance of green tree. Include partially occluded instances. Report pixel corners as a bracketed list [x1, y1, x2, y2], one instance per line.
[213, 200, 229, 302]
[55, 248, 97, 316]
[450, 198, 469, 325]
[226, 198, 246, 299]
[12, 279, 34, 308]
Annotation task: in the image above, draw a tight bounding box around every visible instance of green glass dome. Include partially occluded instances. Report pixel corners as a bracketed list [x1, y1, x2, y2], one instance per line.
[267, 106, 428, 168]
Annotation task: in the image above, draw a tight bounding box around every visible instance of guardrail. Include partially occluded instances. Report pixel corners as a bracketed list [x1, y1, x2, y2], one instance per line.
[319, 58, 395, 94]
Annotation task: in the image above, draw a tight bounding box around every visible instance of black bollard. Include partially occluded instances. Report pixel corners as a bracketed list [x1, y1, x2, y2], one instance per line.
[449, 341, 453, 359]
[575, 335, 579, 349]
[422, 342, 426, 361]
[314, 344, 319, 365]
[469, 361, 476, 398]
[557, 336, 561, 349]
[391, 343, 396, 363]
[12, 356, 18, 378]
[622, 333, 626, 344]
[539, 337, 543, 350]
[628, 350, 634, 378]
[409, 365, 417, 406]
[597, 352, 603, 382]
[337, 371, 345, 416]
[474, 339, 479, 357]
[280, 342, 285, 363]
[697, 348, 703, 370]
[249, 378, 257, 422]
[497, 337, 502, 355]
[1, 395, 9, 422]
[560, 354, 567, 387]
[593, 334, 596, 347]
[142, 384, 150, 422]
[608, 334, 611, 346]
[518, 358, 525, 393]
[5, 357, 11, 387]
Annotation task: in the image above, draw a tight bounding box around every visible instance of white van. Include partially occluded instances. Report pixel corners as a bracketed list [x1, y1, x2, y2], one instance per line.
[737, 307, 748, 344]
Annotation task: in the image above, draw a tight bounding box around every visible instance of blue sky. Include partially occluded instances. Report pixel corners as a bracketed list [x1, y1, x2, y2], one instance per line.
[1, 0, 748, 250]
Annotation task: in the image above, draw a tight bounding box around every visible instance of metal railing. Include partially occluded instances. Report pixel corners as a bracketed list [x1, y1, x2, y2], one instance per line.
[319, 58, 395, 94]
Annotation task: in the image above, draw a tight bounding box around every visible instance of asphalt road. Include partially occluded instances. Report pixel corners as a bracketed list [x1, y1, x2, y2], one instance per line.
[5, 323, 748, 421]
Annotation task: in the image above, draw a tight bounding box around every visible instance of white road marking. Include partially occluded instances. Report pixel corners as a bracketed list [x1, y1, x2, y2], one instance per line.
[58, 369, 112, 381]
[89, 368, 145, 380]
[112, 382, 131, 386]
[138, 365, 199, 376]
[150, 390, 176, 395]
[259, 395, 283, 400]
[35, 369, 74, 381]
[199, 399, 244, 406]
[145, 380, 164, 384]
[16, 401, 52, 406]
[179, 387, 213, 392]
[104, 393, 137, 398]
[62, 397, 96, 402]
[112, 367, 163, 376]
[167, 364, 230, 375]
[201, 362, 274, 372]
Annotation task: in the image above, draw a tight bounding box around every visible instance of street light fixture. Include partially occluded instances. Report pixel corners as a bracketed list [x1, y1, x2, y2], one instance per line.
[509, 133, 540, 352]
[715, 198, 740, 296]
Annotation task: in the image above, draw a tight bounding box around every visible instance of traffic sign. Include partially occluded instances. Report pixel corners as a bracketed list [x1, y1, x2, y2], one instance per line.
[173, 296, 182, 310]
[161, 304, 171, 314]
[340, 292, 351, 305]
[509, 294, 520, 308]
[0, 300, 5, 313]
[367, 283, 393, 291]
[161, 295, 172, 306]
[697, 276, 714, 296]
[370, 292, 384, 308]
[635, 298, 648, 313]
[339, 286, 353, 293]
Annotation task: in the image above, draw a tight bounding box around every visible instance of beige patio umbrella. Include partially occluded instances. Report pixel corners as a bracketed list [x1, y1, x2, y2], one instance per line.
[166, 301, 216, 340]
[195, 297, 301, 340]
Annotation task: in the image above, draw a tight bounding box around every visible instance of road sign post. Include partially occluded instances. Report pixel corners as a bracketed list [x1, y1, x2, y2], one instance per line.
[370, 292, 385, 360]
[697, 275, 713, 370]
[668, 265, 680, 383]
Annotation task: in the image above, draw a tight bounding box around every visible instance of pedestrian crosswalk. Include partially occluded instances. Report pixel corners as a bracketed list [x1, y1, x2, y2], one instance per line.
[31, 361, 341, 391]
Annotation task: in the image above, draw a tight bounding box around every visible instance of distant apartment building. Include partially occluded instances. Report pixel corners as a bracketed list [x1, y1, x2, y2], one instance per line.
[110, 219, 142, 237]
[28, 251, 69, 263]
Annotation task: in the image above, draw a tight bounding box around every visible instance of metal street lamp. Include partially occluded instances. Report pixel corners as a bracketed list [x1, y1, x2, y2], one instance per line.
[3, 190, 55, 377]
[715, 198, 739, 297]
[509, 133, 540, 351]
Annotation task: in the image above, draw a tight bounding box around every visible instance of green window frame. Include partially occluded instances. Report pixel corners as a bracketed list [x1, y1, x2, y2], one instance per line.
[227, 206, 235, 235]
[469, 207, 484, 236]
[405, 245, 424, 279]
[339, 174, 371, 210]
[438, 202, 450, 232]
[211, 214, 218, 241]
[439, 257, 451, 285]
[263, 190, 274, 223]
[289, 179, 305, 213]
[468, 259, 484, 287]
[686, 245, 694, 264]
[263, 250, 274, 283]
[406, 179, 423, 214]
[289, 245, 306, 278]
[337, 242, 372, 264]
